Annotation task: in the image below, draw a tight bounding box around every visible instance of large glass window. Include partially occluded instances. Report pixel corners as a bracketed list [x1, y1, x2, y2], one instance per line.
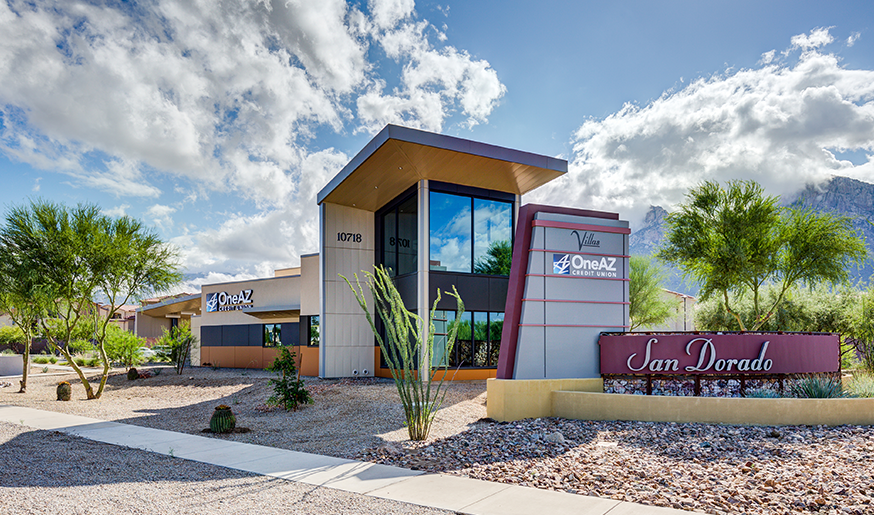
[432, 310, 503, 368]
[263, 324, 282, 347]
[430, 192, 512, 275]
[380, 194, 417, 276]
[473, 199, 513, 275]
[308, 315, 320, 347]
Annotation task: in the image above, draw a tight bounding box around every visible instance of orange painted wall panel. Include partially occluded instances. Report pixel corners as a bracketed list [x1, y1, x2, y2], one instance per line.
[200, 347, 211, 366]
[298, 346, 319, 377]
[235, 347, 263, 369]
[208, 347, 235, 368]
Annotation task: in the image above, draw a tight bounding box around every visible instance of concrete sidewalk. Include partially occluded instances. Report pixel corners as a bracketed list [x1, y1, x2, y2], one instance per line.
[0, 405, 684, 515]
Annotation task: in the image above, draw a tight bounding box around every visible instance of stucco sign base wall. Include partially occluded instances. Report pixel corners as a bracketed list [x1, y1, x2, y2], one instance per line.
[487, 378, 874, 426]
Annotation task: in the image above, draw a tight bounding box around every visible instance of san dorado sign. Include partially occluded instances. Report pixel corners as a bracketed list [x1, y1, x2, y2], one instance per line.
[599, 333, 840, 375]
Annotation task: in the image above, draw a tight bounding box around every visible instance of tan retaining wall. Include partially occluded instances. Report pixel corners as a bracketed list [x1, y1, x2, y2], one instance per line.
[487, 378, 604, 422]
[487, 378, 874, 426]
[551, 390, 874, 427]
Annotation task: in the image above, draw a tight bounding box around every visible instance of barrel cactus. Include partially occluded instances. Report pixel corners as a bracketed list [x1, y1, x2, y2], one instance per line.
[210, 405, 236, 434]
[56, 381, 72, 401]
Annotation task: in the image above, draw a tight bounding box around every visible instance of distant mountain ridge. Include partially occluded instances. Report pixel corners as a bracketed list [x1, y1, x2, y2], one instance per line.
[629, 175, 874, 296]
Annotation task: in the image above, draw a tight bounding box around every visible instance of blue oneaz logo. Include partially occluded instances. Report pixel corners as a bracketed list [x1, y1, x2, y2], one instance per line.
[206, 292, 218, 313]
[553, 254, 570, 274]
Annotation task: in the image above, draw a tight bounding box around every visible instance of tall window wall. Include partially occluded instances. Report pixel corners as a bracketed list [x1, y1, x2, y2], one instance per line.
[429, 191, 513, 276]
[380, 193, 418, 276]
[433, 310, 503, 368]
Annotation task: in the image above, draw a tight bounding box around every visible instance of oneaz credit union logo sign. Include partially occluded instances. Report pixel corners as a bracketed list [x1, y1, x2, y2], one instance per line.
[206, 289, 254, 313]
[552, 253, 617, 278]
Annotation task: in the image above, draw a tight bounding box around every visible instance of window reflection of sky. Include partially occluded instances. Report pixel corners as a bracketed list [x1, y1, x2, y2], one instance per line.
[430, 192, 472, 272]
[473, 199, 511, 267]
[429, 191, 512, 273]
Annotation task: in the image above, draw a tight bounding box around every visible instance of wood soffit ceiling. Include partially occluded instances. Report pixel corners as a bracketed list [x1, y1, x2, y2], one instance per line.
[140, 296, 202, 317]
[319, 126, 567, 212]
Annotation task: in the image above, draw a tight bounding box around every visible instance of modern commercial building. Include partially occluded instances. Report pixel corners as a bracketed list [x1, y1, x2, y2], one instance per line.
[153, 125, 630, 380]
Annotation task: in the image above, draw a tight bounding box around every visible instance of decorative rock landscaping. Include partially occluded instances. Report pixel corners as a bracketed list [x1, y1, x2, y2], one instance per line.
[359, 417, 874, 515]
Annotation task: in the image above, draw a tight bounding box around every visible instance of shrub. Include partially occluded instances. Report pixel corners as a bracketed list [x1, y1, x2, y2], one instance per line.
[846, 373, 874, 398]
[266, 346, 312, 410]
[745, 388, 782, 399]
[1, 348, 15, 356]
[31, 356, 50, 364]
[66, 339, 93, 355]
[0, 325, 26, 348]
[788, 376, 848, 398]
[157, 322, 198, 375]
[103, 325, 145, 370]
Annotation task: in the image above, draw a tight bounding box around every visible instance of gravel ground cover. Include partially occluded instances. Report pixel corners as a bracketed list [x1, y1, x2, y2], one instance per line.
[0, 421, 450, 515]
[4, 366, 874, 514]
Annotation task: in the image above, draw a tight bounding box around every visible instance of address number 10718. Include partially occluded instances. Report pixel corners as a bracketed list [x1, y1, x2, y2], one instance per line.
[337, 232, 362, 243]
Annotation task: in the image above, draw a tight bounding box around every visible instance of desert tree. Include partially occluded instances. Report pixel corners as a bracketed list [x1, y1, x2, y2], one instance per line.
[0, 236, 50, 393]
[629, 255, 674, 331]
[658, 180, 867, 331]
[2, 200, 180, 399]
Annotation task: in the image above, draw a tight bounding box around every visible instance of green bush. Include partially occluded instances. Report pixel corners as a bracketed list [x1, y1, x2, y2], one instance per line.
[103, 325, 145, 370]
[1, 348, 15, 356]
[0, 325, 26, 347]
[266, 346, 312, 410]
[788, 376, 848, 398]
[31, 356, 50, 364]
[157, 322, 198, 374]
[846, 373, 874, 398]
[67, 339, 94, 355]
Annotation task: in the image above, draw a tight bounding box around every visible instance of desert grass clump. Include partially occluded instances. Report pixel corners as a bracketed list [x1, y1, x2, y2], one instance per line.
[846, 373, 874, 398]
[343, 265, 463, 441]
[745, 388, 782, 399]
[788, 376, 849, 398]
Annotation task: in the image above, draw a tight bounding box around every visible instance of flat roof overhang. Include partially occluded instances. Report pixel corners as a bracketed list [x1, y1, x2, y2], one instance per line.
[138, 294, 202, 318]
[244, 305, 301, 320]
[317, 125, 568, 211]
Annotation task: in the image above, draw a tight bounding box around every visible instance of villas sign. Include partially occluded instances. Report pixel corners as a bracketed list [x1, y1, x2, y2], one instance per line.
[599, 333, 840, 375]
[206, 289, 254, 313]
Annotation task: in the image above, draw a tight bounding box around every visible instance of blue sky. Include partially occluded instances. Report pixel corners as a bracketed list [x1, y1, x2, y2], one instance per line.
[1, 0, 873, 292]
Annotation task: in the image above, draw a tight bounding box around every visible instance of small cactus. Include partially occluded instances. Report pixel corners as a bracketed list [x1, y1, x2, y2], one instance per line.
[210, 405, 236, 434]
[56, 381, 71, 401]
[127, 368, 139, 381]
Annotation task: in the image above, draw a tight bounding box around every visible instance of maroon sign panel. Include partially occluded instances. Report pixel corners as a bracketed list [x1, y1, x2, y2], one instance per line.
[599, 333, 840, 375]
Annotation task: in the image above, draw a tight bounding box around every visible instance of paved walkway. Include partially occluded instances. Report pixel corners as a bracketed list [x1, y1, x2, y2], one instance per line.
[0, 405, 684, 515]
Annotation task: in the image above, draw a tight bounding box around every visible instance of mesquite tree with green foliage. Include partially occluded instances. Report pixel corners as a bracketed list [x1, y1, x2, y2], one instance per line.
[1, 200, 181, 398]
[658, 180, 867, 331]
[629, 255, 674, 330]
[0, 239, 49, 393]
[343, 265, 464, 441]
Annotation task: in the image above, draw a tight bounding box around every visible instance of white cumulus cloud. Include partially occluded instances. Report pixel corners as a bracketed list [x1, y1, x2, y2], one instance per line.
[0, 0, 506, 275]
[531, 28, 874, 227]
